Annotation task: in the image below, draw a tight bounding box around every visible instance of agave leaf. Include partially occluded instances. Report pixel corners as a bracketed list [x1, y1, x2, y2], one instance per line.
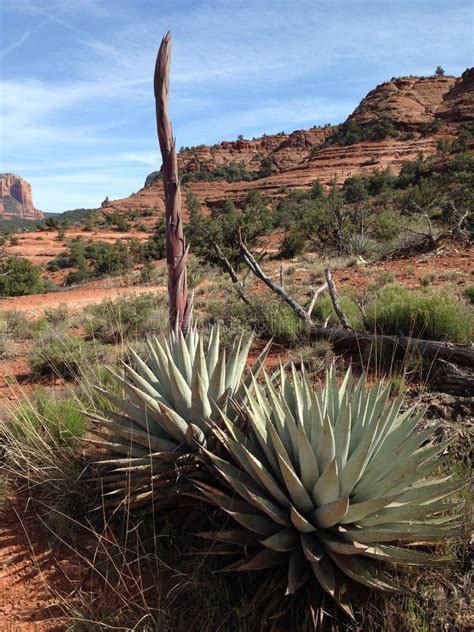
[233, 339, 272, 404]
[286, 549, 309, 595]
[334, 394, 351, 472]
[310, 496, 349, 529]
[208, 346, 226, 400]
[317, 533, 367, 555]
[341, 522, 463, 544]
[315, 413, 336, 473]
[311, 555, 336, 599]
[328, 552, 400, 592]
[90, 415, 177, 453]
[297, 424, 319, 489]
[301, 533, 324, 562]
[221, 549, 284, 572]
[260, 528, 299, 552]
[358, 502, 455, 526]
[190, 370, 212, 428]
[396, 478, 467, 505]
[353, 439, 453, 502]
[312, 458, 339, 507]
[290, 506, 316, 533]
[340, 494, 402, 525]
[339, 408, 381, 496]
[276, 450, 314, 514]
[204, 327, 218, 376]
[198, 530, 259, 547]
[167, 355, 192, 417]
[362, 544, 451, 566]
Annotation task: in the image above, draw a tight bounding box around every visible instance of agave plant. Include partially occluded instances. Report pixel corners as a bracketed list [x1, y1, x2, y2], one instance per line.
[89, 327, 269, 509]
[198, 365, 464, 625]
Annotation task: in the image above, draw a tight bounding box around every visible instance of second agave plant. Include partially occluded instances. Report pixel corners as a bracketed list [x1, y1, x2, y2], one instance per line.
[89, 326, 269, 509]
[199, 365, 465, 626]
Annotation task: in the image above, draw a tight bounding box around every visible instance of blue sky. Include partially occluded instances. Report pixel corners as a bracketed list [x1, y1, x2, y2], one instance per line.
[0, 0, 472, 213]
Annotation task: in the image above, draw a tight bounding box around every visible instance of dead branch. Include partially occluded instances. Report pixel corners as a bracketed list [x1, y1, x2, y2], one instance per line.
[214, 244, 252, 306]
[307, 283, 328, 319]
[238, 230, 310, 321]
[309, 325, 474, 369]
[154, 32, 193, 332]
[238, 236, 474, 370]
[324, 268, 352, 330]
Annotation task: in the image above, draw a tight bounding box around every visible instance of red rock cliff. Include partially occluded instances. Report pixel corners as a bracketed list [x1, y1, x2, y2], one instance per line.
[0, 174, 44, 220]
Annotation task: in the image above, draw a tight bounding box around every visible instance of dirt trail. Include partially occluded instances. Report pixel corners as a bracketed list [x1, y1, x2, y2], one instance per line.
[0, 281, 166, 318]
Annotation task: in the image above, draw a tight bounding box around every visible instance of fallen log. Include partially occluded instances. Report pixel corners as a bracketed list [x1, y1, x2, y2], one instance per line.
[309, 325, 474, 369]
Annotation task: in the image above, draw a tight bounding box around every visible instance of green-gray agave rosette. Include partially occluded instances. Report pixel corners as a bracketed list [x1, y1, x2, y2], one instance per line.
[198, 366, 465, 621]
[89, 327, 270, 508]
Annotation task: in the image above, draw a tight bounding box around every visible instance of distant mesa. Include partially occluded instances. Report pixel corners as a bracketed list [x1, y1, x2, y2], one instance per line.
[0, 173, 44, 220]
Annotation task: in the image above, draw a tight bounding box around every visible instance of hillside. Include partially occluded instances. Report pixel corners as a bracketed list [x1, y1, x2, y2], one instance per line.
[0, 173, 44, 221]
[104, 68, 473, 217]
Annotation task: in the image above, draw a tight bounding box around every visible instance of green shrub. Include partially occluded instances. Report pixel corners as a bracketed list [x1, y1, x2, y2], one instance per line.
[43, 303, 73, 327]
[464, 284, 474, 303]
[279, 229, 306, 258]
[1, 309, 30, 338]
[311, 294, 364, 330]
[374, 210, 401, 240]
[365, 285, 473, 343]
[29, 331, 100, 378]
[0, 257, 43, 296]
[12, 390, 87, 445]
[256, 302, 305, 345]
[83, 293, 167, 343]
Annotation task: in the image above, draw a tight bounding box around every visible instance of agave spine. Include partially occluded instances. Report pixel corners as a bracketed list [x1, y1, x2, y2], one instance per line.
[199, 365, 464, 622]
[90, 327, 270, 509]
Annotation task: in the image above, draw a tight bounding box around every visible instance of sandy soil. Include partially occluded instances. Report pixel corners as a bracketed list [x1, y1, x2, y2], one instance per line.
[0, 280, 166, 318]
[0, 503, 67, 631]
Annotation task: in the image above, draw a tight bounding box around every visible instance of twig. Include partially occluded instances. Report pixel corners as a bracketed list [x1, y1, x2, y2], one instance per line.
[213, 244, 252, 306]
[324, 268, 352, 330]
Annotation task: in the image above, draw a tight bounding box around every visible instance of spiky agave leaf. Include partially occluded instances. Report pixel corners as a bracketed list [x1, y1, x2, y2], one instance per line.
[91, 326, 270, 509]
[199, 365, 465, 624]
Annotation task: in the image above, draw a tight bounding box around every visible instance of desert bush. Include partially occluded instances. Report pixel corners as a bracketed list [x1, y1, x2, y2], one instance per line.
[0, 257, 43, 296]
[83, 292, 168, 343]
[2, 391, 97, 538]
[256, 301, 305, 345]
[464, 284, 474, 303]
[1, 309, 30, 338]
[29, 331, 101, 378]
[365, 285, 473, 343]
[311, 294, 364, 330]
[43, 303, 73, 327]
[279, 229, 307, 258]
[12, 389, 87, 445]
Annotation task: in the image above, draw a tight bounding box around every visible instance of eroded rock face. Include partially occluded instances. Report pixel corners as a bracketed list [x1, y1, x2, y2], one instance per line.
[105, 71, 473, 218]
[348, 76, 457, 128]
[0, 173, 43, 220]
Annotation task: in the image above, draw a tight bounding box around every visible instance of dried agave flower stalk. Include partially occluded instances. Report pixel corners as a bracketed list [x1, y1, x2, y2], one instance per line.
[154, 32, 193, 332]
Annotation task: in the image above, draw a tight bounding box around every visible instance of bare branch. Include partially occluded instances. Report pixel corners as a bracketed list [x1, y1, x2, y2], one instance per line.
[238, 230, 310, 322]
[324, 268, 352, 330]
[213, 244, 252, 306]
[307, 283, 328, 319]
